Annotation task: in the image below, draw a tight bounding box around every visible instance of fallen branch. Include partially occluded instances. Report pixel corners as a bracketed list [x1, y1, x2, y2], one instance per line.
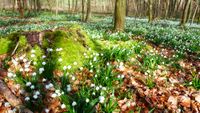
[0, 79, 33, 113]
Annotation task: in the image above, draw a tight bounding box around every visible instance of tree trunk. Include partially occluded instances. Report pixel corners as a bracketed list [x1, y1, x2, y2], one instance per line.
[17, 0, 24, 18]
[75, 0, 78, 12]
[81, 0, 85, 21]
[114, 0, 126, 31]
[180, 0, 191, 26]
[56, 0, 59, 15]
[85, 0, 91, 22]
[191, 4, 198, 24]
[148, 0, 153, 23]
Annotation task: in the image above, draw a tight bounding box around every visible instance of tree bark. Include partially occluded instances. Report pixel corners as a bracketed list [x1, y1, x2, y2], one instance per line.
[81, 0, 85, 21]
[180, 0, 191, 26]
[17, 0, 24, 18]
[148, 0, 153, 23]
[85, 0, 91, 22]
[114, 0, 126, 31]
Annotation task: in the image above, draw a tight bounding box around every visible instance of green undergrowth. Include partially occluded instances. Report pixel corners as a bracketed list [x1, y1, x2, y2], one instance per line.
[42, 26, 96, 70]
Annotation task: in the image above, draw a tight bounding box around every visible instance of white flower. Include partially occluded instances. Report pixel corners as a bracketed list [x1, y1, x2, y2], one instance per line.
[71, 76, 75, 81]
[99, 96, 105, 103]
[19, 56, 24, 60]
[42, 55, 46, 59]
[35, 91, 40, 95]
[67, 85, 71, 92]
[32, 72, 37, 76]
[31, 50, 36, 53]
[67, 65, 71, 70]
[26, 82, 32, 87]
[42, 62, 46, 65]
[63, 66, 67, 70]
[79, 67, 83, 70]
[61, 104, 66, 109]
[8, 72, 13, 78]
[73, 62, 78, 65]
[19, 68, 24, 72]
[86, 98, 90, 103]
[44, 108, 50, 113]
[51, 93, 57, 98]
[30, 85, 35, 89]
[58, 58, 62, 62]
[25, 97, 30, 101]
[23, 59, 27, 62]
[4, 102, 10, 107]
[72, 101, 77, 106]
[33, 62, 37, 65]
[42, 78, 47, 82]
[31, 54, 35, 58]
[90, 84, 95, 87]
[39, 67, 44, 74]
[25, 68, 30, 72]
[96, 86, 100, 91]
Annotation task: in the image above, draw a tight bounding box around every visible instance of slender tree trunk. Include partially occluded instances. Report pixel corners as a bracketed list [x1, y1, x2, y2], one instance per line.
[68, 0, 71, 12]
[75, 0, 78, 12]
[191, 1, 199, 24]
[85, 0, 91, 22]
[126, 0, 129, 16]
[17, 0, 24, 18]
[180, 0, 191, 26]
[114, 0, 126, 31]
[187, 0, 193, 22]
[56, 0, 59, 15]
[148, 0, 153, 22]
[81, 0, 85, 21]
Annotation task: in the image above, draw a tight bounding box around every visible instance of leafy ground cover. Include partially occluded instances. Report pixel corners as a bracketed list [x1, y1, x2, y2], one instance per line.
[0, 12, 200, 113]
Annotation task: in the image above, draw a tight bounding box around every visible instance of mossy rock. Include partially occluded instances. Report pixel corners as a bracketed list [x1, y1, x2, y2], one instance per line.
[43, 27, 96, 70]
[0, 37, 14, 55]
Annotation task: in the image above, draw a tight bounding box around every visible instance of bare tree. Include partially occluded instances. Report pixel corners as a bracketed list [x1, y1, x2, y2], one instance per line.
[114, 0, 126, 31]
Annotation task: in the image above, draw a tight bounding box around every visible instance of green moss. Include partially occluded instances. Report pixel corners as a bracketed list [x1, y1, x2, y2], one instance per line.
[18, 36, 27, 47]
[27, 45, 44, 64]
[0, 38, 13, 55]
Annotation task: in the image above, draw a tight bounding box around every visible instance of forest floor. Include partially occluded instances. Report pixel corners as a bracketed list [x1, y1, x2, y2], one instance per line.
[0, 11, 200, 113]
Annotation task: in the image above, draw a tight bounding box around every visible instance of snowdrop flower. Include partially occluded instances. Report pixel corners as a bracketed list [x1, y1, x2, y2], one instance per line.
[19, 68, 24, 72]
[44, 108, 50, 113]
[42, 55, 46, 59]
[90, 84, 95, 87]
[19, 56, 24, 60]
[31, 50, 36, 53]
[79, 67, 83, 70]
[96, 86, 100, 91]
[71, 76, 75, 81]
[93, 57, 97, 61]
[30, 85, 35, 89]
[99, 96, 105, 103]
[56, 48, 63, 52]
[51, 93, 57, 98]
[35, 91, 40, 95]
[25, 97, 30, 101]
[33, 61, 37, 65]
[86, 98, 90, 103]
[31, 54, 35, 58]
[67, 65, 71, 70]
[63, 66, 67, 70]
[42, 62, 46, 65]
[42, 78, 47, 82]
[4, 102, 10, 107]
[32, 72, 37, 76]
[92, 92, 96, 95]
[7, 72, 13, 78]
[58, 58, 62, 62]
[73, 62, 77, 65]
[72, 101, 77, 106]
[102, 87, 107, 91]
[67, 85, 71, 92]
[47, 48, 53, 52]
[12, 59, 18, 66]
[33, 95, 38, 99]
[23, 59, 27, 63]
[39, 67, 44, 74]
[61, 104, 66, 109]
[26, 82, 32, 87]
[25, 68, 30, 72]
